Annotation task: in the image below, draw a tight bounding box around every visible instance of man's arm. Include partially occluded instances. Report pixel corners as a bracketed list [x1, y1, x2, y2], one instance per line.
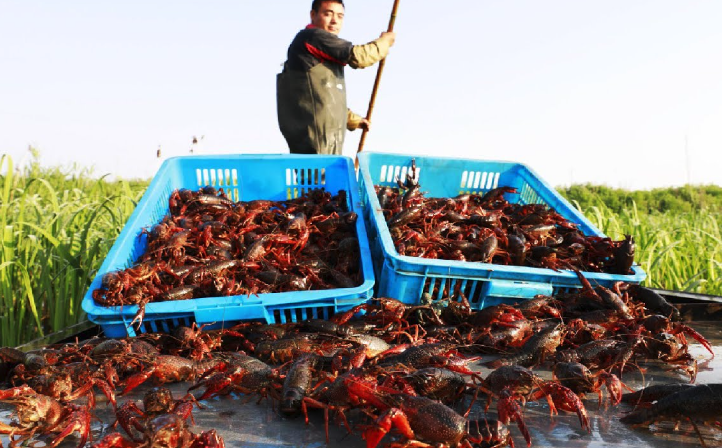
[349, 32, 396, 69]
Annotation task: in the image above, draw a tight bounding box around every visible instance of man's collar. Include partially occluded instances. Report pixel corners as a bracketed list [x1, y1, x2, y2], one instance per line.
[306, 24, 315, 29]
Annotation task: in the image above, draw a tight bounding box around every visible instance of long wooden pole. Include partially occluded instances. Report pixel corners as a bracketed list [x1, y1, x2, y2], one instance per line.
[355, 0, 401, 170]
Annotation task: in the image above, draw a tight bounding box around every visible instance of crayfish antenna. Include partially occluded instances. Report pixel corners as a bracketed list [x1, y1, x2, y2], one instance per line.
[690, 419, 710, 448]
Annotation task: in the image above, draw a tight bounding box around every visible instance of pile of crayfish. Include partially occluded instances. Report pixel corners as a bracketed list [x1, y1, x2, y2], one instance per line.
[375, 160, 635, 274]
[2, 276, 719, 448]
[92, 187, 363, 326]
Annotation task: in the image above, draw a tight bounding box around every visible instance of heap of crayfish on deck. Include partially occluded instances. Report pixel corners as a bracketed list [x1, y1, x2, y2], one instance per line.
[0, 287, 717, 448]
[1, 175, 719, 448]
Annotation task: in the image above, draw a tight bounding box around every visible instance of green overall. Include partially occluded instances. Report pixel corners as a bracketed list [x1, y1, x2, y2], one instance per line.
[277, 60, 348, 155]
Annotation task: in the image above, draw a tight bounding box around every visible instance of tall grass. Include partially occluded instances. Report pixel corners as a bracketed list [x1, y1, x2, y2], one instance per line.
[571, 199, 722, 295]
[0, 153, 147, 346]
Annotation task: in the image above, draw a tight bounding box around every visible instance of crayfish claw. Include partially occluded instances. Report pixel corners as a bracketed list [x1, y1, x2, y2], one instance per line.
[498, 392, 531, 447]
[129, 303, 148, 331]
[679, 325, 715, 358]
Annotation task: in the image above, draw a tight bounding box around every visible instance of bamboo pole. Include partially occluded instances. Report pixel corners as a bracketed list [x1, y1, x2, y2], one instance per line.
[354, 0, 401, 170]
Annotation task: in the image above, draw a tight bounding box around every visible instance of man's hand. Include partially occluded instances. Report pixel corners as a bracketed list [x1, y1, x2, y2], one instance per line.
[379, 31, 396, 47]
[359, 118, 371, 132]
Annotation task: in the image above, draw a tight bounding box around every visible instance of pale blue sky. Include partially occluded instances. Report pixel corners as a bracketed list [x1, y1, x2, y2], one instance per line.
[1, 1, 721, 189]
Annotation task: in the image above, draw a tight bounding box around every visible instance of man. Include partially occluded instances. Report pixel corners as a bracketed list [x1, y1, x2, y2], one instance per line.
[277, 0, 396, 155]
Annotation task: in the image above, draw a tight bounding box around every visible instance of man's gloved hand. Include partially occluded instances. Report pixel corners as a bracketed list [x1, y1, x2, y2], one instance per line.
[347, 110, 370, 131]
[379, 31, 396, 48]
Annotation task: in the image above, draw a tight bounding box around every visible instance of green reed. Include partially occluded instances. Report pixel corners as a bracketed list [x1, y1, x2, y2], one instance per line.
[570, 198, 721, 295]
[0, 153, 147, 346]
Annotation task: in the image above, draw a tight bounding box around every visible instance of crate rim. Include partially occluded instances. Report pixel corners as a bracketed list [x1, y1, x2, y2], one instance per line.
[83, 286, 373, 319]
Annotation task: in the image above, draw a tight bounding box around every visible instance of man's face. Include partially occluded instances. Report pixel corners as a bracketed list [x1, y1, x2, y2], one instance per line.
[311, 1, 344, 35]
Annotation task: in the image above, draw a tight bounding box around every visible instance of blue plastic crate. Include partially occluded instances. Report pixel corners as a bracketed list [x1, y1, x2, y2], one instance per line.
[357, 152, 646, 309]
[82, 154, 375, 337]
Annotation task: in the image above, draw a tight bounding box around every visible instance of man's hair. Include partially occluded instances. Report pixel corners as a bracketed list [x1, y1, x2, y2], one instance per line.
[311, 0, 344, 12]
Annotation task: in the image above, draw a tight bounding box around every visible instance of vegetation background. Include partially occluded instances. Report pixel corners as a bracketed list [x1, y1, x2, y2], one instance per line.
[559, 184, 722, 216]
[559, 184, 721, 296]
[1, 154, 720, 345]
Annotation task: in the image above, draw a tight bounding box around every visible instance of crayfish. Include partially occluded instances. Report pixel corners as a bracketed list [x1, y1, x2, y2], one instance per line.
[0, 385, 91, 448]
[621, 383, 722, 448]
[92, 414, 225, 448]
[344, 376, 506, 448]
